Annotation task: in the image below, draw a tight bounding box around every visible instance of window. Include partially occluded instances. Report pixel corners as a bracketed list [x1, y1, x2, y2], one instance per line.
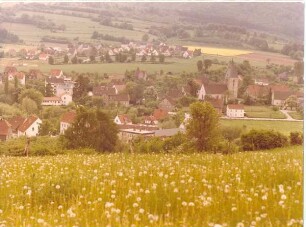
[32, 127, 34, 131]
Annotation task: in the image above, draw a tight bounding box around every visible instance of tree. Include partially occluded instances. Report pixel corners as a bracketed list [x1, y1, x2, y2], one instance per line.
[141, 55, 147, 62]
[294, 61, 304, 83]
[63, 55, 69, 64]
[187, 102, 221, 151]
[142, 34, 149, 42]
[126, 82, 144, 104]
[105, 52, 112, 63]
[63, 107, 118, 152]
[187, 79, 200, 97]
[19, 88, 43, 109]
[285, 95, 298, 110]
[158, 54, 165, 63]
[48, 56, 54, 65]
[197, 60, 203, 72]
[100, 55, 105, 62]
[90, 55, 95, 62]
[73, 75, 90, 104]
[71, 56, 78, 64]
[14, 76, 19, 89]
[45, 82, 54, 97]
[203, 59, 212, 71]
[22, 97, 38, 114]
[150, 54, 156, 63]
[39, 120, 57, 136]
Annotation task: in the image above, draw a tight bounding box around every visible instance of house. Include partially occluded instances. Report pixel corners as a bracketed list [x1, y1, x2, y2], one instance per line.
[144, 116, 158, 125]
[119, 129, 154, 142]
[4, 66, 17, 77]
[45, 77, 75, 97]
[50, 69, 64, 78]
[42, 94, 72, 106]
[245, 85, 271, 102]
[8, 116, 26, 138]
[60, 93, 73, 105]
[206, 98, 224, 115]
[271, 90, 302, 107]
[0, 119, 12, 141]
[197, 83, 228, 101]
[17, 115, 42, 137]
[14, 72, 26, 85]
[153, 108, 168, 120]
[158, 97, 176, 112]
[60, 111, 77, 134]
[112, 84, 126, 94]
[114, 115, 132, 125]
[39, 53, 49, 61]
[226, 104, 244, 118]
[254, 79, 269, 86]
[182, 51, 192, 59]
[109, 94, 130, 107]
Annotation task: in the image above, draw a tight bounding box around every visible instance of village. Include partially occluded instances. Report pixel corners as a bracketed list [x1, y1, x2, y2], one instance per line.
[0, 45, 303, 142]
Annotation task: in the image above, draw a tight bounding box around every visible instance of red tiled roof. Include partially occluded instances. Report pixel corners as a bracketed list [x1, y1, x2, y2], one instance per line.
[118, 114, 132, 124]
[269, 84, 290, 92]
[246, 85, 270, 98]
[50, 69, 62, 77]
[14, 71, 25, 80]
[18, 115, 39, 133]
[61, 111, 77, 124]
[8, 116, 26, 132]
[4, 66, 17, 74]
[93, 86, 116, 96]
[227, 104, 244, 110]
[153, 108, 168, 120]
[110, 94, 130, 102]
[206, 98, 224, 109]
[205, 83, 228, 95]
[0, 119, 11, 136]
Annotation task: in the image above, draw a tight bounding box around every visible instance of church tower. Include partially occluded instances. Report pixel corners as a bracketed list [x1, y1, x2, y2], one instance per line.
[225, 62, 239, 99]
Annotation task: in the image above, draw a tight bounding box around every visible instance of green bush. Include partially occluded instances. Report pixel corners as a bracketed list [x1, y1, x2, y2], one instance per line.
[241, 129, 288, 151]
[290, 131, 303, 145]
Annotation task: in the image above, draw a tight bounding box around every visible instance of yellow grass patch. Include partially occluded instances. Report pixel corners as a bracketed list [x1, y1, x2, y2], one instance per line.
[185, 45, 253, 56]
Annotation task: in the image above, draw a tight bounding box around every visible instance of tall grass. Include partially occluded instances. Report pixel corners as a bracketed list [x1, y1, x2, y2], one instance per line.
[0, 146, 302, 227]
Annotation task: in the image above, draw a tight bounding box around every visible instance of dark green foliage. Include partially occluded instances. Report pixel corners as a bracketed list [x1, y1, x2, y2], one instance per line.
[241, 129, 288, 151]
[72, 75, 90, 104]
[158, 54, 165, 63]
[63, 107, 118, 152]
[197, 60, 203, 72]
[63, 54, 69, 64]
[187, 101, 221, 151]
[39, 120, 58, 136]
[290, 131, 303, 145]
[19, 88, 43, 109]
[71, 56, 78, 64]
[45, 82, 54, 97]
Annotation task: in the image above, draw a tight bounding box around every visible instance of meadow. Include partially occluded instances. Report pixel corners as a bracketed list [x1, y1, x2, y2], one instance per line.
[220, 119, 303, 135]
[185, 45, 253, 56]
[0, 146, 302, 227]
[244, 106, 286, 119]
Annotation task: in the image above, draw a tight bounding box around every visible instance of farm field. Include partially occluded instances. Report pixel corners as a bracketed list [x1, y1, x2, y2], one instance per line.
[0, 146, 303, 227]
[185, 45, 253, 56]
[220, 119, 303, 135]
[237, 52, 297, 66]
[244, 105, 286, 119]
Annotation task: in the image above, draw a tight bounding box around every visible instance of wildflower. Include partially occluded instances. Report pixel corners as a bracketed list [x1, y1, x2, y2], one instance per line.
[261, 195, 267, 200]
[58, 205, 63, 210]
[188, 202, 195, 207]
[281, 195, 287, 200]
[231, 207, 237, 212]
[55, 185, 60, 190]
[133, 203, 139, 208]
[37, 219, 44, 224]
[0, 209, 2, 214]
[182, 201, 187, 207]
[214, 224, 223, 227]
[236, 222, 244, 227]
[19, 205, 24, 210]
[139, 208, 145, 214]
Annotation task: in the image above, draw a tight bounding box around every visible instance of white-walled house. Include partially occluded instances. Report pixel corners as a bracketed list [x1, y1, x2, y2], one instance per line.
[60, 93, 73, 105]
[42, 94, 73, 106]
[17, 115, 42, 137]
[226, 104, 244, 118]
[60, 111, 76, 134]
[114, 115, 132, 125]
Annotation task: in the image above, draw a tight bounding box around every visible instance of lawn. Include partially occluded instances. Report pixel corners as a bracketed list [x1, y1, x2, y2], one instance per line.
[220, 119, 303, 135]
[288, 111, 304, 120]
[0, 146, 302, 227]
[244, 105, 286, 119]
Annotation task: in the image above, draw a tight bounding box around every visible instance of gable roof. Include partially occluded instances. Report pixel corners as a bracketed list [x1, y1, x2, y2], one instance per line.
[273, 90, 298, 101]
[227, 104, 244, 110]
[206, 98, 224, 109]
[46, 77, 65, 84]
[93, 86, 117, 96]
[246, 85, 270, 97]
[50, 69, 62, 77]
[0, 119, 11, 136]
[61, 111, 77, 124]
[204, 83, 228, 95]
[4, 66, 17, 74]
[18, 115, 40, 133]
[43, 96, 62, 102]
[8, 116, 26, 132]
[153, 108, 168, 120]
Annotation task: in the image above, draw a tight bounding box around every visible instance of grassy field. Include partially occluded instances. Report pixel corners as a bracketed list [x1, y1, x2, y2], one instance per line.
[220, 119, 303, 135]
[7, 56, 212, 75]
[288, 111, 304, 120]
[185, 45, 253, 56]
[0, 146, 302, 227]
[244, 106, 286, 119]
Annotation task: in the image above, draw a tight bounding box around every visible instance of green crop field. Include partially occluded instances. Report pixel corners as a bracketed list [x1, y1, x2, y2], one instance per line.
[288, 111, 304, 120]
[244, 106, 286, 119]
[0, 146, 302, 227]
[220, 119, 303, 135]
